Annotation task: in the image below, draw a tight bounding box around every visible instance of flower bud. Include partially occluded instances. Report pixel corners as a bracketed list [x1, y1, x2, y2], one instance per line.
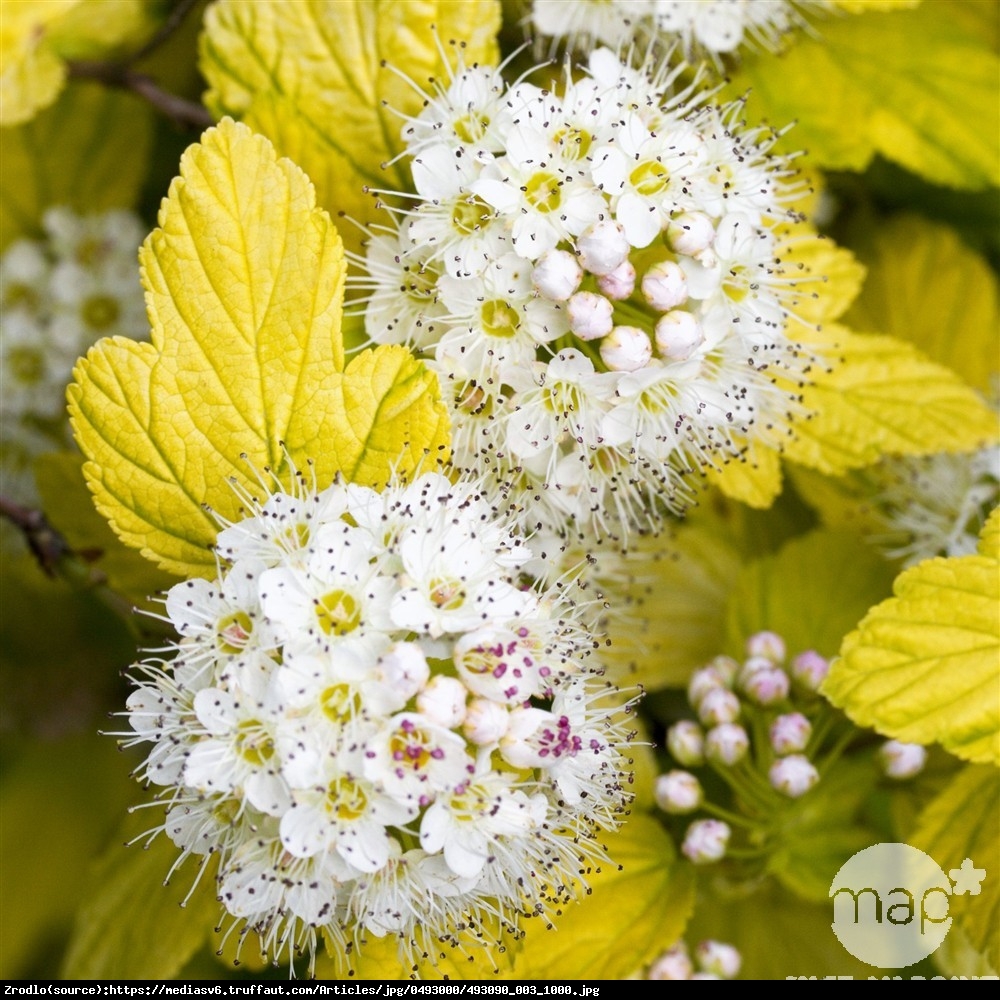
[417, 675, 468, 728]
[689, 973, 722, 980]
[687, 665, 729, 708]
[705, 722, 749, 766]
[654, 770, 703, 814]
[737, 654, 775, 687]
[666, 720, 705, 766]
[376, 642, 431, 702]
[567, 291, 614, 340]
[790, 650, 829, 692]
[648, 944, 693, 980]
[746, 630, 786, 664]
[769, 754, 819, 798]
[682, 819, 731, 864]
[600, 325, 652, 372]
[741, 666, 790, 706]
[878, 740, 928, 780]
[654, 310, 703, 361]
[694, 940, 742, 979]
[463, 698, 510, 745]
[641, 260, 688, 310]
[596, 258, 636, 300]
[667, 212, 716, 257]
[577, 219, 630, 275]
[769, 712, 812, 755]
[707, 655, 740, 686]
[532, 249, 583, 301]
[698, 687, 741, 727]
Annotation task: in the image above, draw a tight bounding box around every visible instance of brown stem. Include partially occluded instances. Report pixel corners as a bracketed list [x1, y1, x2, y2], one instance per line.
[125, 0, 203, 68]
[0, 495, 73, 578]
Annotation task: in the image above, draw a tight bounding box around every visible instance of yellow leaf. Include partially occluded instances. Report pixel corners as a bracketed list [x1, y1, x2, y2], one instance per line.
[199, 0, 501, 257]
[726, 2, 999, 189]
[501, 815, 695, 980]
[979, 505, 1000, 559]
[824, 522, 1000, 764]
[777, 228, 868, 328]
[844, 215, 1000, 397]
[911, 765, 1000, 969]
[784, 325, 999, 475]
[69, 118, 450, 577]
[0, 81, 152, 251]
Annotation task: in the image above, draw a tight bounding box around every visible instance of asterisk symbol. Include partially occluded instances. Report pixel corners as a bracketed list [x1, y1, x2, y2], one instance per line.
[949, 858, 987, 896]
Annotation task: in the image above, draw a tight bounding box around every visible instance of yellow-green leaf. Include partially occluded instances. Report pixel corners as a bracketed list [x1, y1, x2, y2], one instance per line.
[844, 215, 1000, 397]
[199, 0, 501, 257]
[709, 440, 784, 509]
[784, 325, 998, 475]
[61, 818, 220, 979]
[825, 525, 1000, 764]
[0, 81, 152, 251]
[726, 2, 1000, 189]
[911, 764, 1000, 969]
[502, 814, 696, 979]
[980, 506, 1000, 559]
[69, 118, 450, 577]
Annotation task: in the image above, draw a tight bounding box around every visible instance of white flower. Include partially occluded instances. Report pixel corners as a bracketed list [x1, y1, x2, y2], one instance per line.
[121, 470, 635, 975]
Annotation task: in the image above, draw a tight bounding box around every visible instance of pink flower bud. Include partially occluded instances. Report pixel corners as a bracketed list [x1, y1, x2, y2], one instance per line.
[600, 325, 652, 371]
[654, 770, 703, 814]
[648, 944, 693, 980]
[687, 665, 729, 708]
[682, 819, 731, 863]
[667, 212, 716, 257]
[577, 219, 630, 275]
[705, 722, 749, 766]
[667, 720, 705, 766]
[769, 712, 812, 755]
[769, 754, 819, 798]
[741, 666, 790, 706]
[698, 687, 741, 727]
[532, 249, 583, 301]
[654, 310, 704, 361]
[746, 630, 786, 664]
[596, 258, 636, 300]
[567, 291, 614, 340]
[878, 740, 928, 780]
[641, 260, 688, 310]
[694, 940, 742, 979]
[790, 650, 829, 691]
[462, 697, 509, 745]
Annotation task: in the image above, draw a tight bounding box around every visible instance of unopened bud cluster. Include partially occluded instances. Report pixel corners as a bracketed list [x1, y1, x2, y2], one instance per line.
[355, 48, 816, 538]
[654, 630, 926, 868]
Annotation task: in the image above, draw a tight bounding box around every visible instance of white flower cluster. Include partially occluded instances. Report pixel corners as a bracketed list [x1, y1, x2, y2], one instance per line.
[530, 0, 827, 64]
[124, 470, 634, 973]
[356, 49, 812, 540]
[0, 207, 146, 501]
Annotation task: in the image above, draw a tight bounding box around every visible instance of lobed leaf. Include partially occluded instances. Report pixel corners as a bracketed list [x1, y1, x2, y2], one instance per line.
[69, 118, 449, 578]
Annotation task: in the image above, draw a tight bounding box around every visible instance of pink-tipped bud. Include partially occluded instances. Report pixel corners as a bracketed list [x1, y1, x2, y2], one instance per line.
[687, 665, 729, 708]
[577, 219, 630, 275]
[417, 675, 467, 728]
[682, 819, 731, 864]
[741, 666, 790, 707]
[790, 650, 829, 692]
[600, 324, 652, 372]
[698, 687, 741, 727]
[667, 211, 716, 257]
[705, 722, 750, 766]
[654, 770, 703, 814]
[667, 720, 705, 767]
[737, 654, 775, 687]
[596, 258, 636, 300]
[694, 940, 742, 979]
[769, 712, 812, 755]
[641, 260, 688, 310]
[654, 310, 704, 361]
[878, 740, 928, 780]
[567, 291, 614, 340]
[462, 697, 509, 745]
[769, 754, 819, 798]
[746, 630, 786, 664]
[532, 249, 583, 301]
[648, 944, 693, 980]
